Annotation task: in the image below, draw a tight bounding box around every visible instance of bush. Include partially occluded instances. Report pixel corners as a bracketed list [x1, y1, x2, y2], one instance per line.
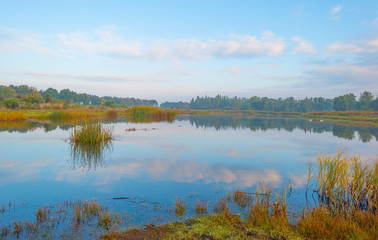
[4, 98, 22, 109]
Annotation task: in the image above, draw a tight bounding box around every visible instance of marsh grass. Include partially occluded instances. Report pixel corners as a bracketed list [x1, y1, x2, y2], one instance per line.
[50, 111, 94, 121]
[232, 189, 252, 209]
[69, 122, 113, 144]
[214, 198, 230, 215]
[194, 201, 208, 215]
[0, 111, 27, 121]
[174, 198, 187, 218]
[125, 106, 177, 123]
[106, 110, 118, 120]
[0, 200, 123, 239]
[36, 206, 49, 223]
[312, 149, 377, 214]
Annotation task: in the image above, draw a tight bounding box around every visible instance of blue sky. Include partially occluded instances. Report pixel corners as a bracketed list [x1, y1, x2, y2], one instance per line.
[0, 0, 377, 102]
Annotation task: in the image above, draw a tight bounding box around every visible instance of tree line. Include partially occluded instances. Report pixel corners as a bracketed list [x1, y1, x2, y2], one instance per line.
[1, 84, 377, 112]
[0, 85, 158, 109]
[161, 91, 378, 112]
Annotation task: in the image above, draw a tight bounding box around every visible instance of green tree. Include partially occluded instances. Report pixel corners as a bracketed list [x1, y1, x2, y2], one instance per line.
[43, 87, 60, 100]
[44, 93, 51, 103]
[357, 91, 374, 110]
[0, 86, 16, 100]
[333, 94, 356, 111]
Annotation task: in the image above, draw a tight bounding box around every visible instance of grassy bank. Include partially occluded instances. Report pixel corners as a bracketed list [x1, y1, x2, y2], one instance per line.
[124, 106, 178, 123]
[1, 107, 377, 127]
[301, 111, 378, 126]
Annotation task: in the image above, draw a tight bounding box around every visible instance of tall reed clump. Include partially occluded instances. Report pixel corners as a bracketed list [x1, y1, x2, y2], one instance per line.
[311, 149, 377, 214]
[69, 122, 113, 144]
[194, 201, 208, 215]
[174, 198, 187, 218]
[298, 149, 378, 239]
[0, 111, 27, 121]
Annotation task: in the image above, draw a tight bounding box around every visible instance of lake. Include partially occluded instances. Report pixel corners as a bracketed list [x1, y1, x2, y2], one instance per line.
[0, 115, 377, 237]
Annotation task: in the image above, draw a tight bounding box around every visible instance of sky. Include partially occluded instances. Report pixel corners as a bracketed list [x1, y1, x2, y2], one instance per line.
[0, 0, 377, 102]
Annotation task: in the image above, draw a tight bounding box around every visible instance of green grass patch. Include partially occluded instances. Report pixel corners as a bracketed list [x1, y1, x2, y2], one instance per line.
[69, 122, 113, 144]
[125, 106, 177, 123]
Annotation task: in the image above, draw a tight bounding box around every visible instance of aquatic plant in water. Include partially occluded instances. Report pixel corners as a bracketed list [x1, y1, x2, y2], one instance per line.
[69, 122, 113, 144]
[68, 121, 114, 171]
[310, 149, 377, 213]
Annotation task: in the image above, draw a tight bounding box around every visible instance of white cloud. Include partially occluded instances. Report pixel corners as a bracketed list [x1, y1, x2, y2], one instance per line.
[71, 158, 283, 188]
[22, 71, 159, 83]
[364, 39, 378, 53]
[304, 63, 378, 93]
[56, 30, 286, 60]
[219, 67, 241, 75]
[330, 5, 342, 20]
[292, 37, 318, 54]
[0, 27, 53, 55]
[326, 42, 363, 54]
[326, 38, 378, 54]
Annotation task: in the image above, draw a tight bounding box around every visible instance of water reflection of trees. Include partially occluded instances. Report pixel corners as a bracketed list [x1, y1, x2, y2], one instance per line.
[0, 121, 75, 133]
[69, 141, 113, 171]
[179, 115, 378, 143]
[0, 119, 130, 133]
[1, 116, 377, 143]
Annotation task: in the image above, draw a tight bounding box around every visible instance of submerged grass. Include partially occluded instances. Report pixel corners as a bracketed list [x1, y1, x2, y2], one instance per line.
[194, 201, 208, 215]
[174, 198, 187, 218]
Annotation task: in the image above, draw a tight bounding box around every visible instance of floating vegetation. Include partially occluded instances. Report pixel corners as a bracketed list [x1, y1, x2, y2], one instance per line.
[0, 111, 27, 121]
[125, 106, 177, 123]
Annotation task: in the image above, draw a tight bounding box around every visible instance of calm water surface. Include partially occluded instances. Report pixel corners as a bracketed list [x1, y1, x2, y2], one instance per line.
[0, 116, 377, 227]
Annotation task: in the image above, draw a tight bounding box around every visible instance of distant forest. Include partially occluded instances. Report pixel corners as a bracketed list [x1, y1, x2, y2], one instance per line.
[0, 85, 158, 109]
[0, 84, 377, 112]
[161, 92, 378, 112]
